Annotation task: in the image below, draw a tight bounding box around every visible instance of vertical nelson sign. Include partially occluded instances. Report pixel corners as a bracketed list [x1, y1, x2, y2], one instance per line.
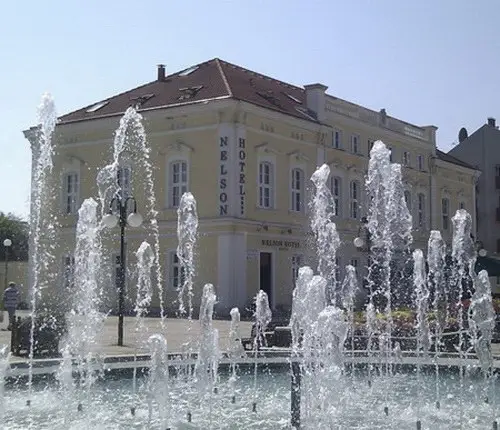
[219, 135, 230, 216]
[218, 126, 247, 217]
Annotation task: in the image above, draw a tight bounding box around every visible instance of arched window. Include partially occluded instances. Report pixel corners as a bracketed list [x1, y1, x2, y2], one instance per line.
[350, 180, 360, 219]
[63, 172, 80, 214]
[330, 176, 342, 217]
[169, 160, 188, 208]
[290, 168, 304, 212]
[258, 161, 274, 208]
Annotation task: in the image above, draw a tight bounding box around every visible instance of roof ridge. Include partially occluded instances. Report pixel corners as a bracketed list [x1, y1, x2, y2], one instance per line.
[214, 58, 232, 97]
[217, 58, 303, 92]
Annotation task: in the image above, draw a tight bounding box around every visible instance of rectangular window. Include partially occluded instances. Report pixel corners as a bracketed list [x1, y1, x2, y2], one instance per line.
[417, 154, 424, 171]
[290, 168, 304, 212]
[291, 254, 303, 286]
[368, 139, 375, 154]
[333, 129, 342, 149]
[330, 176, 342, 217]
[351, 134, 360, 154]
[169, 252, 186, 289]
[63, 172, 79, 214]
[350, 181, 360, 219]
[402, 151, 411, 167]
[170, 161, 188, 207]
[442, 198, 450, 230]
[258, 162, 274, 208]
[404, 190, 412, 212]
[62, 255, 75, 289]
[417, 193, 425, 228]
[117, 166, 132, 198]
[350, 258, 358, 269]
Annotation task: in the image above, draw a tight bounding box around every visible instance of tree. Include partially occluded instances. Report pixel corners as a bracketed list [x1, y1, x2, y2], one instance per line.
[0, 212, 29, 262]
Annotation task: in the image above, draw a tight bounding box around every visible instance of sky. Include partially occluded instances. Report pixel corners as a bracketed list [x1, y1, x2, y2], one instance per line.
[1, 0, 499, 218]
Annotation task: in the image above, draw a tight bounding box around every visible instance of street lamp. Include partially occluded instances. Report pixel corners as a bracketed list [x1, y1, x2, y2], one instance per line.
[102, 195, 143, 346]
[2, 239, 12, 322]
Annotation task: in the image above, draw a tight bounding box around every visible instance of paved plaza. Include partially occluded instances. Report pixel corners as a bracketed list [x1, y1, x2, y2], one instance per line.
[0, 310, 253, 362]
[1, 310, 500, 363]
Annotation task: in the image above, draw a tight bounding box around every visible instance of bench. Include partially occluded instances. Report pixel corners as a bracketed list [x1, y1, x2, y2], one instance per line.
[240, 319, 291, 350]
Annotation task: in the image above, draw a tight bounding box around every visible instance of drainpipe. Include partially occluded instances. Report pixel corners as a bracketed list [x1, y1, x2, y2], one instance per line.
[428, 155, 436, 230]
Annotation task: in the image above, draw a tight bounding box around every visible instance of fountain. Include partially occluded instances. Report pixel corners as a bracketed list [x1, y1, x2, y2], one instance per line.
[2, 98, 500, 430]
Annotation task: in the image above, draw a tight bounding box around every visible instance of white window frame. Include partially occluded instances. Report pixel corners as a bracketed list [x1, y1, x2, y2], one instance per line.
[417, 193, 426, 229]
[351, 134, 360, 154]
[417, 154, 424, 171]
[442, 197, 450, 230]
[290, 167, 304, 212]
[258, 160, 275, 209]
[62, 255, 75, 289]
[333, 129, 342, 149]
[63, 172, 79, 215]
[169, 160, 189, 208]
[291, 254, 303, 286]
[169, 251, 186, 290]
[330, 176, 342, 217]
[350, 180, 360, 219]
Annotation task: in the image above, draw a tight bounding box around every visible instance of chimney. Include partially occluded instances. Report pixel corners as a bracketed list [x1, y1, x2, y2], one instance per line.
[303, 83, 328, 122]
[157, 64, 166, 81]
[488, 117, 496, 127]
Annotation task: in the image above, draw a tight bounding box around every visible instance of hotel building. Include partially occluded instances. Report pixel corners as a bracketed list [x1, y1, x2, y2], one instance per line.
[25, 59, 479, 314]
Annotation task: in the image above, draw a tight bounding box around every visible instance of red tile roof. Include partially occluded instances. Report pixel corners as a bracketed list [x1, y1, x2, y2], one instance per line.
[59, 58, 316, 124]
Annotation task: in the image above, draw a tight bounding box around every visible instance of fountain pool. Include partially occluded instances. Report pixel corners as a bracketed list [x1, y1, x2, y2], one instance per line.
[2, 363, 500, 429]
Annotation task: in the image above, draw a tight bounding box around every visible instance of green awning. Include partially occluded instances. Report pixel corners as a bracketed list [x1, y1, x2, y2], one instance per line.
[475, 256, 500, 277]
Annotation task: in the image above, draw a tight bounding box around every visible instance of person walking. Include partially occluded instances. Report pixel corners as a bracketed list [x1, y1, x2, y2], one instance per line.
[3, 282, 19, 330]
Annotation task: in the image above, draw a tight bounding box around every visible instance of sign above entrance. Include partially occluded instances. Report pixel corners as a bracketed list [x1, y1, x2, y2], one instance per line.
[261, 239, 300, 249]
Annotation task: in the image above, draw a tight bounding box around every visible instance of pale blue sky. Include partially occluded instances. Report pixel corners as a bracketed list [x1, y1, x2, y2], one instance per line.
[1, 0, 499, 218]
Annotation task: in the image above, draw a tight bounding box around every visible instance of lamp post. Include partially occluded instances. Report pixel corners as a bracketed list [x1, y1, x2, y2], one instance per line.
[354, 217, 373, 298]
[102, 195, 143, 347]
[353, 217, 370, 253]
[2, 239, 12, 322]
